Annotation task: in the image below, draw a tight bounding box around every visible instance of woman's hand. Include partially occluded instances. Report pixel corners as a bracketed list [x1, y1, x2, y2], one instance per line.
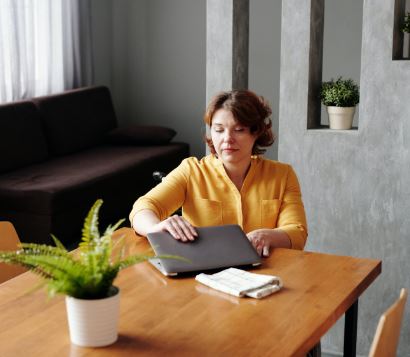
[247, 229, 291, 257]
[132, 210, 197, 242]
[247, 229, 271, 257]
[150, 215, 197, 242]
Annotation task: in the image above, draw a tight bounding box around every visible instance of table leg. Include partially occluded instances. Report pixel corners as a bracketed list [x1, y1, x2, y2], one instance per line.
[343, 299, 358, 357]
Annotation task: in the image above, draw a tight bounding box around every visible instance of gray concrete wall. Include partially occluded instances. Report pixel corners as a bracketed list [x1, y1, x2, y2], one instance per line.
[280, 0, 410, 355]
[249, 0, 281, 160]
[206, 0, 249, 104]
[206, 0, 249, 156]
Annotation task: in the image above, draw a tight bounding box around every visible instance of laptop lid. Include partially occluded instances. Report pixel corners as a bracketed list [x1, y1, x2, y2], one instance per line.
[146, 224, 261, 276]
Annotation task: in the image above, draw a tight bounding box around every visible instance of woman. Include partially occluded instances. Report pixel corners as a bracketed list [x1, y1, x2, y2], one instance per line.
[130, 90, 307, 256]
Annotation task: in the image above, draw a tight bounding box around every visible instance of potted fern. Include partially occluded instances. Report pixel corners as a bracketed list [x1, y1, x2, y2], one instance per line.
[320, 77, 360, 130]
[0, 199, 155, 347]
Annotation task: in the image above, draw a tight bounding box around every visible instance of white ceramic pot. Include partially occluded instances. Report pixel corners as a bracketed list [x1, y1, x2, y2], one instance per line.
[65, 287, 120, 347]
[404, 32, 410, 59]
[326, 106, 355, 130]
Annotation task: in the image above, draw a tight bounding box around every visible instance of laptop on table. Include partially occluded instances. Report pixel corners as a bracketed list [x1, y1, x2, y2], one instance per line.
[146, 224, 261, 276]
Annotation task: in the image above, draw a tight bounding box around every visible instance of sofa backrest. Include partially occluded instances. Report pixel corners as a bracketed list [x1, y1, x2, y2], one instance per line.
[33, 86, 118, 156]
[0, 101, 49, 173]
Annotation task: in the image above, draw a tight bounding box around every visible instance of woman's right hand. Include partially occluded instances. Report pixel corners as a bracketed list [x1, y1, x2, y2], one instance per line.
[150, 215, 197, 242]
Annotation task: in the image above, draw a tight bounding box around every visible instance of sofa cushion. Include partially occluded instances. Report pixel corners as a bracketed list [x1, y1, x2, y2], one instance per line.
[33, 86, 118, 156]
[0, 143, 189, 216]
[106, 125, 176, 145]
[0, 101, 48, 173]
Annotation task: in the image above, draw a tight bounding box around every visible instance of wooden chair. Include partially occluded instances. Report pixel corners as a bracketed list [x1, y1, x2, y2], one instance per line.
[0, 221, 27, 284]
[369, 288, 408, 357]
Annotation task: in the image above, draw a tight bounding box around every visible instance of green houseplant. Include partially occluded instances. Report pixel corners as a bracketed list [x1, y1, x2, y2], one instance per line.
[403, 12, 410, 33]
[320, 77, 360, 130]
[403, 12, 410, 59]
[0, 199, 157, 347]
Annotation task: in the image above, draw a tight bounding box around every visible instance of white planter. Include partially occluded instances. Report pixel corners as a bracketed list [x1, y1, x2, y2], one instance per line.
[65, 287, 120, 347]
[404, 32, 410, 59]
[326, 106, 356, 130]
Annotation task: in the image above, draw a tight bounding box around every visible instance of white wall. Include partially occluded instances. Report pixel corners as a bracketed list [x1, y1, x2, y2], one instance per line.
[142, 0, 206, 158]
[90, 0, 113, 88]
[112, 0, 148, 125]
[91, 0, 206, 158]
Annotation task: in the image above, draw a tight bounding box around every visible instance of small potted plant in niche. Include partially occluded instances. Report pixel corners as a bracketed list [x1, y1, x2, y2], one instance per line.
[0, 199, 174, 347]
[320, 77, 360, 130]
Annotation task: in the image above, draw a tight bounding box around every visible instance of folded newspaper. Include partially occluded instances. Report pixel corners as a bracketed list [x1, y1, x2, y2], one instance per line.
[195, 267, 283, 299]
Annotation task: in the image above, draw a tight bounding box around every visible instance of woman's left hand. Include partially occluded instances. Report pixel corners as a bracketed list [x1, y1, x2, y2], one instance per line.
[247, 229, 272, 257]
[247, 228, 292, 257]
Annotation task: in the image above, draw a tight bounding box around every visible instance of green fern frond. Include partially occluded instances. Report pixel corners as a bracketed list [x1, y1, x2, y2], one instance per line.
[97, 236, 112, 271]
[0, 252, 84, 288]
[115, 254, 153, 270]
[51, 234, 67, 251]
[15, 255, 81, 279]
[115, 254, 189, 271]
[81, 199, 103, 251]
[20, 243, 69, 257]
[111, 235, 127, 264]
[102, 218, 125, 237]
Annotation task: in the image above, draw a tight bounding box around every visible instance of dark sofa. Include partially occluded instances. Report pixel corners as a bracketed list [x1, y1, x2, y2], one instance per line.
[0, 86, 189, 248]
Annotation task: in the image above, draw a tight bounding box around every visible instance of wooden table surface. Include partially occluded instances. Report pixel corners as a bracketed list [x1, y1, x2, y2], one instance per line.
[0, 228, 381, 357]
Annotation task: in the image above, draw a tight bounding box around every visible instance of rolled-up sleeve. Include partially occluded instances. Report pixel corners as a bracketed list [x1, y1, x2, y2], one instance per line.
[129, 159, 189, 224]
[277, 166, 308, 250]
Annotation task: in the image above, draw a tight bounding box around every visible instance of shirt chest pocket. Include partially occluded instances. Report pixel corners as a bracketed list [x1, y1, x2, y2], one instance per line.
[190, 197, 223, 226]
[261, 199, 282, 228]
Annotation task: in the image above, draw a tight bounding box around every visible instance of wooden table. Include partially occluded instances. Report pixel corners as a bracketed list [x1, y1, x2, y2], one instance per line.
[0, 228, 381, 357]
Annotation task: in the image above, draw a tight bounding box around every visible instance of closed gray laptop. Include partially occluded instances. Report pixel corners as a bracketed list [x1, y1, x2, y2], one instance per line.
[146, 224, 261, 276]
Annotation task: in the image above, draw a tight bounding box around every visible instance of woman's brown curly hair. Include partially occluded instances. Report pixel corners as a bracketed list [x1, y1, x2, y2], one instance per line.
[204, 90, 275, 155]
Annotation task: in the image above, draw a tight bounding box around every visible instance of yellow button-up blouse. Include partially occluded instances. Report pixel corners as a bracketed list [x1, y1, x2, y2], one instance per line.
[129, 155, 308, 250]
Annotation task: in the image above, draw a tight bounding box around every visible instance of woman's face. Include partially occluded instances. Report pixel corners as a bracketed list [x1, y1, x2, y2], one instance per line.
[210, 109, 256, 166]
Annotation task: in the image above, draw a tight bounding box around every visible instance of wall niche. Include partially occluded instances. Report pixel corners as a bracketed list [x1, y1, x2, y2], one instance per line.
[393, 0, 410, 60]
[307, 0, 363, 131]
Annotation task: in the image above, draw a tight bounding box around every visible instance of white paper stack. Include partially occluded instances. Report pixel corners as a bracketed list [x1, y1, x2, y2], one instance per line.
[195, 267, 283, 299]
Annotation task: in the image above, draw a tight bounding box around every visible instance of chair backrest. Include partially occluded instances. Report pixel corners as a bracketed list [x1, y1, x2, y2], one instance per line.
[0, 222, 27, 284]
[369, 288, 408, 357]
